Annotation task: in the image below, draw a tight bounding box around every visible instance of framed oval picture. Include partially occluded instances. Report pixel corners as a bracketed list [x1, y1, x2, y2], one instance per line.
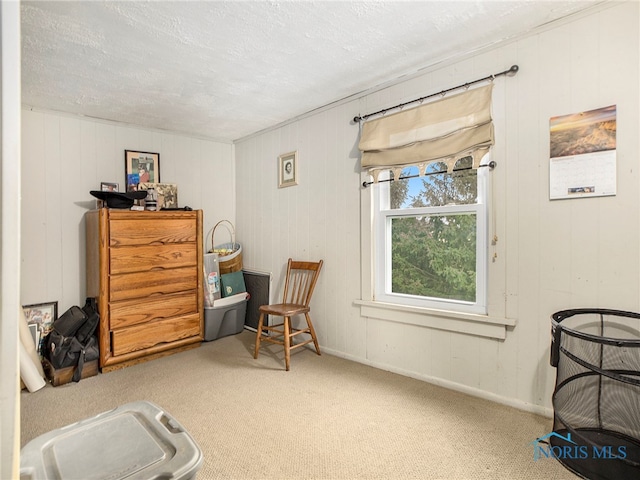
[278, 151, 298, 188]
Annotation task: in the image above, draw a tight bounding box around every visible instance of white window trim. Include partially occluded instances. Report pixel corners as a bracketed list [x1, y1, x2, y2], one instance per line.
[375, 204, 487, 314]
[354, 299, 515, 340]
[358, 160, 514, 340]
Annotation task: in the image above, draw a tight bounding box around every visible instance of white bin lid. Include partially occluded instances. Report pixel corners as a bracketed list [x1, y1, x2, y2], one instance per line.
[206, 292, 249, 310]
[20, 401, 203, 480]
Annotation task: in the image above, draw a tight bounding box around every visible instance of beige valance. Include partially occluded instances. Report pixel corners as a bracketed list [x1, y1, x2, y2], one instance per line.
[359, 84, 494, 182]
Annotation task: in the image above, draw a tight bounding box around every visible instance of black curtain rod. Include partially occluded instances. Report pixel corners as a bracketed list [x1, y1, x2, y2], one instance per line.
[353, 65, 519, 123]
[362, 161, 496, 188]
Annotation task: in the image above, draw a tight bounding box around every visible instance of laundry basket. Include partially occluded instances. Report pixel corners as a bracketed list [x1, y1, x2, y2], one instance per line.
[208, 220, 242, 274]
[550, 308, 640, 480]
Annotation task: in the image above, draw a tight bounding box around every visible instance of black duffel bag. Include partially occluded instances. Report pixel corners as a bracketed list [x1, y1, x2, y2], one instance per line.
[42, 298, 100, 382]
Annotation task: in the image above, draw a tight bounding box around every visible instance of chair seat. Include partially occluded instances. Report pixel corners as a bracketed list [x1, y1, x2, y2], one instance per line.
[258, 303, 309, 317]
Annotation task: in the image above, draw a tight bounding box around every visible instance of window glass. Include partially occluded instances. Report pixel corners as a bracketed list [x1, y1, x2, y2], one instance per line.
[391, 213, 477, 302]
[374, 155, 487, 313]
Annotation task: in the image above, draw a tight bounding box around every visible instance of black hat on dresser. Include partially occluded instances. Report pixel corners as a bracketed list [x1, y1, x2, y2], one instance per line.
[89, 190, 148, 209]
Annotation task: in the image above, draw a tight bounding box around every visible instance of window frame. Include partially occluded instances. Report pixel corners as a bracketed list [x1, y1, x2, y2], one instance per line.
[372, 160, 489, 315]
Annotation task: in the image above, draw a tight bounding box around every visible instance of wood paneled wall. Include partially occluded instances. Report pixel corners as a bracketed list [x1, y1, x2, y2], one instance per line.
[18, 2, 639, 412]
[235, 2, 640, 412]
[21, 111, 234, 311]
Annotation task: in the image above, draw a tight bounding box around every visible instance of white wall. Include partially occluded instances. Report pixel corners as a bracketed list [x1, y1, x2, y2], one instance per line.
[20, 111, 235, 311]
[235, 2, 640, 412]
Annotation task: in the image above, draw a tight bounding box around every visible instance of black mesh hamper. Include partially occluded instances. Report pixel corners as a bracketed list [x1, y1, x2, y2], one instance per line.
[550, 309, 640, 479]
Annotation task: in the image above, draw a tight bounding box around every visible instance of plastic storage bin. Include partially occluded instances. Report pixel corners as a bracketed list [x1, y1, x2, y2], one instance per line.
[20, 400, 203, 480]
[204, 293, 248, 341]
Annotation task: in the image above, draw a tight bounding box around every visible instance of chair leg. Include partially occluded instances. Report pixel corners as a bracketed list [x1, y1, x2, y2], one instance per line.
[284, 316, 291, 371]
[305, 313, 321, 355]
[254, 313, 264, 359]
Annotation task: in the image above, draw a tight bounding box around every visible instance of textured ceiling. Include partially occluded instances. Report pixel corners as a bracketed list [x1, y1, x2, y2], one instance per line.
[21, 1, 603, 143]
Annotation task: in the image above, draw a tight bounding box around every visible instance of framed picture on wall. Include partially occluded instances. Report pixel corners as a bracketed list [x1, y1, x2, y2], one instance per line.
[278, 151, 298, 188]
[125, 150, 160, 191]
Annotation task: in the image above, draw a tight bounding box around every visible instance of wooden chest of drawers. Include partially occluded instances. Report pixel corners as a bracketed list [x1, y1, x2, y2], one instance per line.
[85, 209, 204, 371]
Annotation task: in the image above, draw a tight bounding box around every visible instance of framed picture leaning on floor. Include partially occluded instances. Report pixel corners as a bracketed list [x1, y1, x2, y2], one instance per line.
[23, 301, 58, 356]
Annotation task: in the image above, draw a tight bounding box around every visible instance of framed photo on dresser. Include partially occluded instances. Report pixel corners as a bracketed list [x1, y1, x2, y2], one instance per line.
[125, 150, 160, 191]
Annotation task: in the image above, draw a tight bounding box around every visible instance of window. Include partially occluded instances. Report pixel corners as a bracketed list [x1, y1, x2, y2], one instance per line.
[373, 156, 488, 314]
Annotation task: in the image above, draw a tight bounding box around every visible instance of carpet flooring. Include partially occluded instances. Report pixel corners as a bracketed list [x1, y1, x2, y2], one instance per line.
[21, 330, 577, 479]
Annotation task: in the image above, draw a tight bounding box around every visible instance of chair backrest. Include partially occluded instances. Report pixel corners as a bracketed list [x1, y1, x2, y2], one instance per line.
[282, 259, 323, 307]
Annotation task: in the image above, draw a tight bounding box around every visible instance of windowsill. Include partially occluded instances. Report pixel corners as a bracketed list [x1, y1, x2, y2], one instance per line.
[354, 300, 515, 340]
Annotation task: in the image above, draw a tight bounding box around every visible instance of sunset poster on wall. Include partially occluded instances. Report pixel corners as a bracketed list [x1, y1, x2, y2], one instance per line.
[549, 105, 616, 200]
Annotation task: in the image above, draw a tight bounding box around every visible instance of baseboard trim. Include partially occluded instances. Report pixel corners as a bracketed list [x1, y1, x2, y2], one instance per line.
[322, 346, 554, 419]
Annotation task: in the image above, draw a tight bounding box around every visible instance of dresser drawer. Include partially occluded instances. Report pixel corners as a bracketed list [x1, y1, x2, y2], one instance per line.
[111, 313, 201, 356]
[110, 243, 197, 275]
[110, 218, 197, 246]
[110, 266, 198, 302]
[109, 290, 198, 330]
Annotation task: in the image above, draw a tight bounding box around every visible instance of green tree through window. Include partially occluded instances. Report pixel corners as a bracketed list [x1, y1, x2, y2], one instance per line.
[387, 157, 478, 303]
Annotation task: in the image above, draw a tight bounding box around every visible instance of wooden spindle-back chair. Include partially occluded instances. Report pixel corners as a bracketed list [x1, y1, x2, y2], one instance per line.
[253, 259, 323, 370]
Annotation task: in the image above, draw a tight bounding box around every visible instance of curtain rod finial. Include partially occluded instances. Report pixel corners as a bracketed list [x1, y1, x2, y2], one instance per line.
[353, 115, 363, 123]
[507, 65, 519, 76]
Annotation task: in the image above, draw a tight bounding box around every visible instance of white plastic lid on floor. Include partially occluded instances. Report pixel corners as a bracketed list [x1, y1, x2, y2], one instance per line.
[20, 400, 203, 480]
